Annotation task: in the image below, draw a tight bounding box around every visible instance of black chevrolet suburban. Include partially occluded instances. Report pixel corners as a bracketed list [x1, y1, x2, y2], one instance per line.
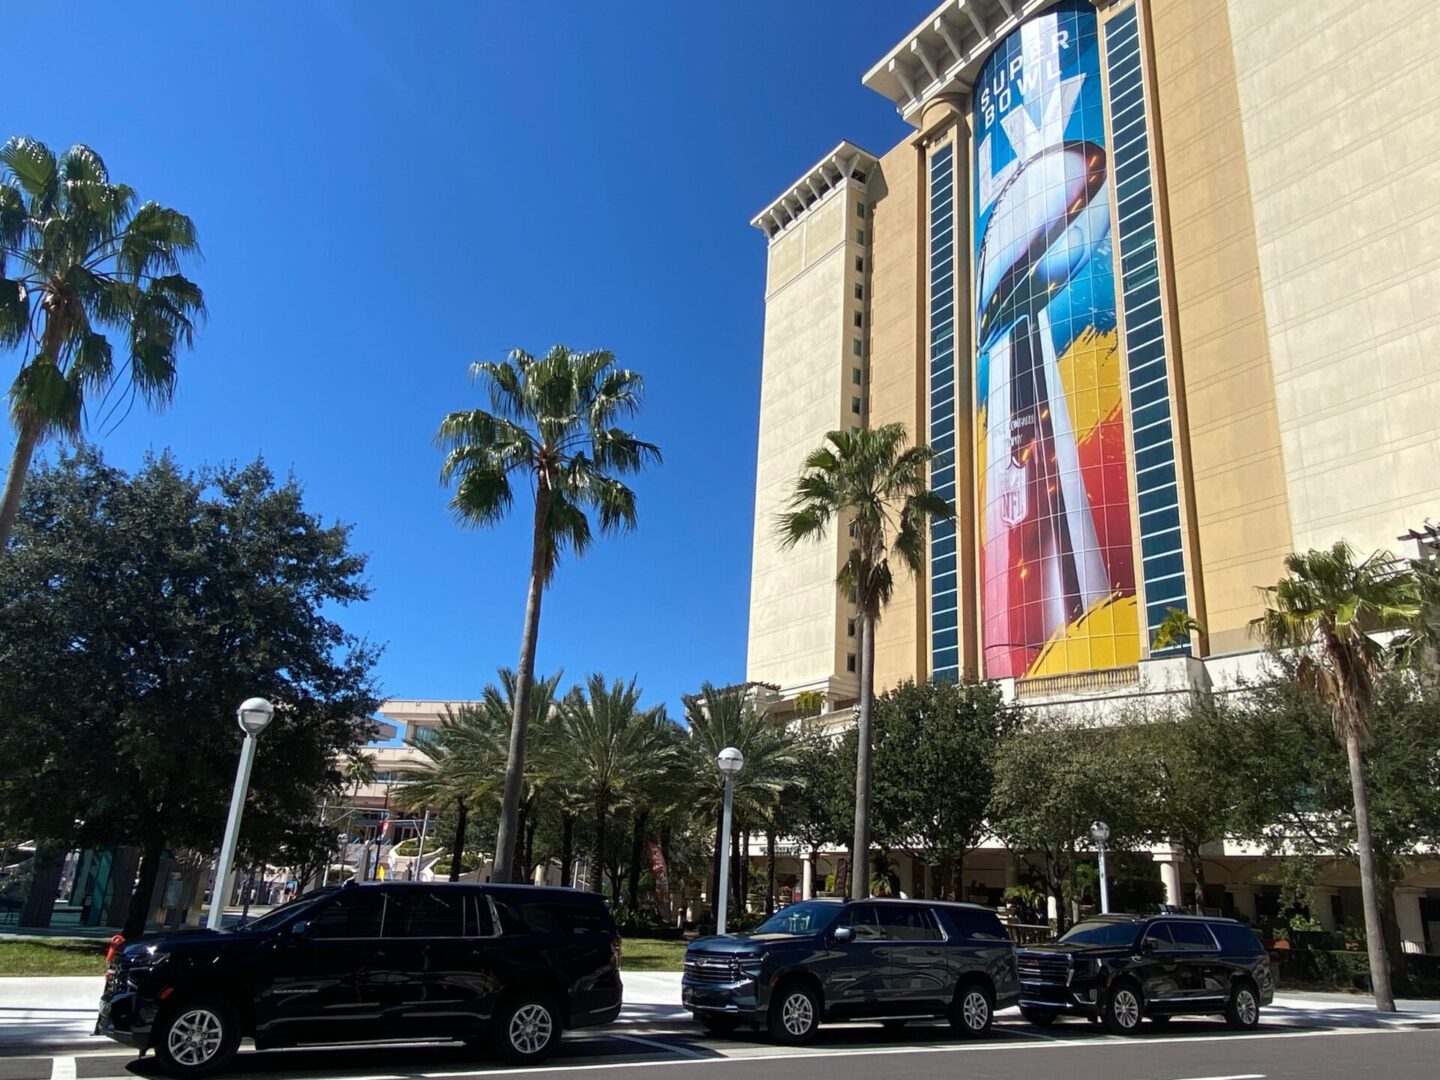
[1016, 913, 1274, 1034]
[682, 898, 1020, 1043]
[96, 882, 622, 1075]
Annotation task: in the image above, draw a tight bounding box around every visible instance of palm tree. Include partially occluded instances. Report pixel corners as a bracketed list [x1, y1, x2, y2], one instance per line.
[1252, 542, 1420, 1012]
[0, 138, 204, 548]
[559, 674, 677, 894]
[775, 423, 952, 899]
[1151, 607, 1203, 653]
[683, 682, 804, 913]
[436, 346, 659, 881]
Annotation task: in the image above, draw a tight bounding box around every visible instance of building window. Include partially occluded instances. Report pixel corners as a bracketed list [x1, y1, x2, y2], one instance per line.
[857, 228, 867, 245]
[853, 311, 863, 327]
[847, 618, 856, 638]
[852, 396, 862, 415]
[856, 202, 866, 218]
[846, 653, 857, 673]
[854, 283, 864, 300]
[852, 338, 863, 356]
[855, 256, 865, 272]
[852, 368, 862, 385]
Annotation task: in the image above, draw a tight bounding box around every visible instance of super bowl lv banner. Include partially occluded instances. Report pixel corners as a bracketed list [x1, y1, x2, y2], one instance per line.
[972, 0, 1139, 679]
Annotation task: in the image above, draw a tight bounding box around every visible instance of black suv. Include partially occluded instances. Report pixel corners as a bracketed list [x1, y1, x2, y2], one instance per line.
[96, 882, 622, 1075]
[1016, 914, 1274, 1034]
[682, 898, 1019, 1044]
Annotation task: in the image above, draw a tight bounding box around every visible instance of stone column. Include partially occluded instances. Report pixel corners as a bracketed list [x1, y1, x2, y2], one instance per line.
[802, 855, 815, 901]
[1156, 850, 1183, 909]
[1312, 887, 1340, 931]
[1394, 887, 1426, 955]
[1229, 883, 1258, 923]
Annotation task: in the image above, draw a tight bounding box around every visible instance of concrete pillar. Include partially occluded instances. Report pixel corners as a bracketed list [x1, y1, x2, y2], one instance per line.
[1046, 893, 1059, 925]
[1229, 884, 1258, 923]
[1313, 887, 1340, 931]
[1158, 855, 1183, 909]
[802, 856, 815, 900]
[1395, 887, 1426, 954]
[1004, 858, 1019, 889]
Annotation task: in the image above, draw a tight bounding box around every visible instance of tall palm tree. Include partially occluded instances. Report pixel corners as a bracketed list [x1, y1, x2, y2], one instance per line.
[1151, 607, 1203, 653]
[1252, 542, 1420, 1012]
[559, 674, 677, 894]
[0, 137, 204, 548]
[683, 682, 804, 912]
[776, 423, 952, 899]
[436, 346, 659, 880]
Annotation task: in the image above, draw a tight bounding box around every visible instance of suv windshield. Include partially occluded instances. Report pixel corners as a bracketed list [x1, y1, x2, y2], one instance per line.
[242, 889, 336, 934]
[1059, 920, 1141, 948]
[753, 901, 844, 936]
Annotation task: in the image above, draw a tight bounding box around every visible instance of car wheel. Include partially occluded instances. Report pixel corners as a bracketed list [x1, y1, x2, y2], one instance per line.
[1019, 1006, 1058, 1027]
[699, 1014, 740, 1037]
[1225, 982, 1261, 1031]
[950, 982, 995, 1038]
[1100, 981, 1144, 1036]
[153, 998, 240, 1078]
[767, 982, 819, 1045]
[493, 993, 561, 1064]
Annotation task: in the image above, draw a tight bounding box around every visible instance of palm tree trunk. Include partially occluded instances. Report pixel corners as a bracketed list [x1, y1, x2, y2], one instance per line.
[494, 483, 551, 881]
[122, 833, 166, 939]
[765, 829, 776, 915]
[0, 416, 42, 551]
[449, 797, 468, 882]
[511, 802, 528, 883]
[1345, 731, 1396, 1011]
[711, 803, 724, 915]
[851, 611, 876, 900]
[592, 797, 608, 895]
[559, 812, 574, 888]
[731, 823, 742, 912]
[524, 812, 538, 885]
[627, 809, 648, 910]
[1187, 844, 1207, 914]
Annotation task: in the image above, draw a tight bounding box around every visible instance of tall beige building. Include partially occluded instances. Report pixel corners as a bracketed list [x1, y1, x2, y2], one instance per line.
[744, 0, 1440, 943]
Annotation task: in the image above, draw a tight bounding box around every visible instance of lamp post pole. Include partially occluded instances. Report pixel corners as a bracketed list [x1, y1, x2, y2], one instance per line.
[715, 747, 745, 936]
[207, 698, 275, 930]
[1091, 820, 1111, 915]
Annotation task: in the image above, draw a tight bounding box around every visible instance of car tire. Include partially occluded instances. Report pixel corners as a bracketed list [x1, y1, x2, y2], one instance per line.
[1019, 1006, 1058, 1027]
[699, 1014, 741, 1037]
[767, 981, 820, 1046]
[153, 997, 241, 1078]
[950, 982, 995, 1038]
[1225, 981, 1261, 1031]
[493, 992, 562, 1064]
[1100, 980, 1144, 1036]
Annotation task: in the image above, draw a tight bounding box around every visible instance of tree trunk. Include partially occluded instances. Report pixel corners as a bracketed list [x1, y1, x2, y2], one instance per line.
[493, 482, 551, 881]
[1378, 873, 1414, 996]
[731, 823, 742, 912]
[511, 802, 529, 883]
[1187, 845, 1207, 915]
[850, 610, 876, 900]
[592, 798, 608, 895]
[558, 812, 574, 888]
[122, 834, 166, 939]
[0, 415, 42, 551]
[19, 843, 65, 928]
[711, 802, 724, 914]
[524, 810, 538, 885]
[449, 797, 468, 882]
[765, 829, 776, 916]
[627, 809, 648, 911]
[1344, 731, 1395, 1011]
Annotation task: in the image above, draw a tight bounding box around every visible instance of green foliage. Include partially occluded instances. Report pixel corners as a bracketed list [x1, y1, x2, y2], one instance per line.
[1278, 949, 1375, 991]
[430, 851, 481, 877]
[792, 691, 825, 719]
[1150, 607, 1202, 652]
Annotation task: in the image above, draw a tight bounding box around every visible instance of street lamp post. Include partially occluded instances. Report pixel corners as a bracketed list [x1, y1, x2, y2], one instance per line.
[1091, 820, 1111, 915]
[715, 747, 745, 936]
[207, 698, 275, 929]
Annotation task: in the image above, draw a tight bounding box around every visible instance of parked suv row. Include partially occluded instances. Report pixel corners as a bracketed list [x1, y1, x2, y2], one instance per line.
[96, 882, 622, 1076]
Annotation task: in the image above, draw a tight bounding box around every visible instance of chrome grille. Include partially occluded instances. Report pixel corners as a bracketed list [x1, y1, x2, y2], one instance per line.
[684, 952, 740, 983]
[1017, 952, 1070, 984]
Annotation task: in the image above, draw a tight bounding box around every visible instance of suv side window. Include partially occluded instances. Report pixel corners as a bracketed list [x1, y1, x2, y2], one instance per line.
[515, 900, 610, 936]
[469, 894, 496, 937]
[307, 889, 386, 939]
[383, 887, 466, 938]
[842, 904, 884, 942]
[876, 905, 942, 941]
[1169, 922, 1219, 951]
[1210, 922, 1263, 956]
[949, 907, 1008, 941]
[1143, 922, 1175, 949]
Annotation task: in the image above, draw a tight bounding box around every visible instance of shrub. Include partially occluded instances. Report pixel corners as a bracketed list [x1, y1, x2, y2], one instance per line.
[430, 852, 481, 877]
[1277, 949, 1373, 991]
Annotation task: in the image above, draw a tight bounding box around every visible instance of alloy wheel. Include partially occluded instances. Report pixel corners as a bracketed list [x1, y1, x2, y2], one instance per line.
[962, 990, 989, 1031]
[781, 991, 814, 1037]
[167, 1008, 224, 1067]
[1111, 988, 1140, 1030]
[508, 1003, 554, 1056]
[1236, 988, 1258, 1026]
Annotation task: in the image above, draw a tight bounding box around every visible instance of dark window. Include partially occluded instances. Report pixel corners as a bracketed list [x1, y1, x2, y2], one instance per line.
[854, 311, 863, 327]
[846, 653, 857, 673]
[383, 887, 466, 937]
[855, 257, 865, 273]
[470, 895, 495, 937]
[1168, 921, 1218, 951]
[1060, 920, 1142, 948]
[854, 283, 864, 299]
[842, 904, 884, 941]
[945, 906, 1009, 941]
[1210, 922, 1264, 956]
[876, 905, 942, 941]
[515, 900, 610, 936]
[1143, 922, 1174, 948]
[308, 889, 386, 939]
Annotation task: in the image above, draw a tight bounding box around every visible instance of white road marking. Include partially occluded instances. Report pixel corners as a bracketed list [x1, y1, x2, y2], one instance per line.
[614, 1035, 708, 1059]
[50, 1058, 77, 1080]
[1167, 1075, 1265, 1080]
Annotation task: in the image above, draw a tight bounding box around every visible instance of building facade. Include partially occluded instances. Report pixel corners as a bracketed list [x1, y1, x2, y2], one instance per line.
[745, 0, 1440, 949]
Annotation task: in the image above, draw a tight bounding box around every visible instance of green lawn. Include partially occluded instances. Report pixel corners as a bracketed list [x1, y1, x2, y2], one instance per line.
[620, 934, 686, 972]
[0, 939, 108, 976]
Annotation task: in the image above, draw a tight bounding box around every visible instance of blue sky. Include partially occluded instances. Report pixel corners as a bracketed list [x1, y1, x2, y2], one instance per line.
[4, 1, 919, 718]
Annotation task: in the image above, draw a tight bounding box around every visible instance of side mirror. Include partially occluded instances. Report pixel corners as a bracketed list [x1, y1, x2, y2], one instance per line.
[290, 920, 311, 937]
[833, 926, 854, 943]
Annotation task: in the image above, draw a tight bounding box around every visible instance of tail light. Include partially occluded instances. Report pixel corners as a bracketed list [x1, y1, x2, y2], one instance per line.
[104, 934, 126, 965]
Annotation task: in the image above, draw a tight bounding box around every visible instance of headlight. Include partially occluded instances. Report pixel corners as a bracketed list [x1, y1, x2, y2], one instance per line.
[1072, 958, 1099, 978]
[739, 954, 767, 978]
[131, 946, 168, 968]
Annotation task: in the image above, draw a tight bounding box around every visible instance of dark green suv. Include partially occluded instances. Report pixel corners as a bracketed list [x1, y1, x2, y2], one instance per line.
[681, 898, 1020, 1044]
